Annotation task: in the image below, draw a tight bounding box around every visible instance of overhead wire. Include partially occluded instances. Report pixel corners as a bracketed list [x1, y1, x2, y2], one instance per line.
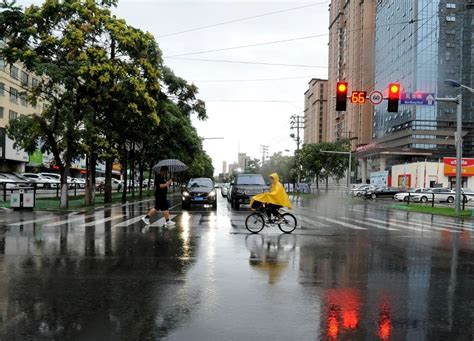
[166, 57, 326, 68]
[157, 1, 330, 38]
[164, 18, 426, 59]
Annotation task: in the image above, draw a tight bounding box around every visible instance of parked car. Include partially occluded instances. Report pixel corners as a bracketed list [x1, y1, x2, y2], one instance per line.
[39, 173, 61, 188]
[461, 188, 474, 202]
[2, 173, 30, 187]
[0, 174, 21, 189]
[96, 177, 122, 191]
[181, 178, 217, 209]
[394, 188, 428, 202]
[411, 188, 456, 203]
[72, 177, 86, 189]
[351, 184, 376, 197]
[221, 183, 230, 197]
[22, 173, 59, 189]
[228, 173, 268, 210]
[365, 187, 400, 199]
[142, 179, 154, 188]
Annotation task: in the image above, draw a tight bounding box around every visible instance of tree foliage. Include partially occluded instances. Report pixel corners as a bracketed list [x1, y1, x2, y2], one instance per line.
[0, 0, 212, 207]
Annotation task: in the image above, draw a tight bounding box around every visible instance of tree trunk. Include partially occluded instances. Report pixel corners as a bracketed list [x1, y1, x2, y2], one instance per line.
[316, 174, 319, 191]
[148, 164, 153, 192]
[325, 175, 329, 193]
[139, 161, 144, 198]
[104, 158, 113, 203]
[131, 158, 135, 198]
[60, 164, 70, 209]
[121, 156, 128, 204]
[85, 154, 96, 205]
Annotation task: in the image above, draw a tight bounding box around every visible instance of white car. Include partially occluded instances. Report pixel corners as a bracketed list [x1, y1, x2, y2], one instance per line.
[394, 188, 428, 202]
[39, 173, 61, 188]
[351, 184, 376, 197]
[411, 188, 456, 203]
[221, 183, 230, 197]
[96, 177, 122, 191]
[23, 173, 59, 189]
[0, 174, 20, 189]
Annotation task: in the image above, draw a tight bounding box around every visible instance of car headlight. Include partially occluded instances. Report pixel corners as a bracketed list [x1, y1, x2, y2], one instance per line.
[183, 191, 190, 197]
[209, 190, 216, 197]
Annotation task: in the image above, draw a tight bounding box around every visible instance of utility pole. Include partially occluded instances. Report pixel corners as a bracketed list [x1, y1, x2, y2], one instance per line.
[259, 145, 269, 165]
[290, 115, 305, 191]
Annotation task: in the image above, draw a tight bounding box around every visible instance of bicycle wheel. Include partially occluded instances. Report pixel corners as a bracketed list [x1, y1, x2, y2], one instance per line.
[245, 213, 265, 234]
[278, 213, 297, 233]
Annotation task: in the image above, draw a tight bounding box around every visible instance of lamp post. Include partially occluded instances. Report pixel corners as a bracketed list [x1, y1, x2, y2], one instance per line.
[438, 79, 474, 213]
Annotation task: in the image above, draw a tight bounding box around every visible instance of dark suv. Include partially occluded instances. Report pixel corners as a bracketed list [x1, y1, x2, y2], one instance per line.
[228, 174, 268, 210]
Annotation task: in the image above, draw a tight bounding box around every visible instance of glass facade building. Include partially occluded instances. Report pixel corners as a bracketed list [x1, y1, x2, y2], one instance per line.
[371, 0, 473, 168]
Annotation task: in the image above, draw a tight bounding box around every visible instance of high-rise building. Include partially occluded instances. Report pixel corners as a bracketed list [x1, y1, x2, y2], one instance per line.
[356, 0, 473, 180]
[222, 161, 227, 174]
[238, 153, 249, 170]
[327, 0, 376, 148]
[304, 78, 328, 144]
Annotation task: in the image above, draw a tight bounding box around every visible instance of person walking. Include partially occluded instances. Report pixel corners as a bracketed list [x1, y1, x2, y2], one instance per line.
[142, 166, 176, 226]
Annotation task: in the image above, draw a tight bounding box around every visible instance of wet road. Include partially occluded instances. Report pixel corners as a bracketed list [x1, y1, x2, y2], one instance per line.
[0, 194, 473, 340]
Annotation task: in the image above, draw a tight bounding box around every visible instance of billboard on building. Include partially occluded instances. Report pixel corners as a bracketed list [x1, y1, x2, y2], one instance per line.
[398, 174, 411, 188]
[370, 171, 389, 188]
[443, 158, 474, 177]
[5, 136, 29, 162]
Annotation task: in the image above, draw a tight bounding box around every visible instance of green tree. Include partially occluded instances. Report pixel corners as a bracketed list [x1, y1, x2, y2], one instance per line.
[260, 152, 295, 184]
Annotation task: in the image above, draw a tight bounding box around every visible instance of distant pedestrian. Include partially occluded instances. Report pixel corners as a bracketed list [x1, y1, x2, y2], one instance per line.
[142, 166, 176, 226]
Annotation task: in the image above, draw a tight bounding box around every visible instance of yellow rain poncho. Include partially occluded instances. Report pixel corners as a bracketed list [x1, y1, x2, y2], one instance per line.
[250, 173, 292, 209]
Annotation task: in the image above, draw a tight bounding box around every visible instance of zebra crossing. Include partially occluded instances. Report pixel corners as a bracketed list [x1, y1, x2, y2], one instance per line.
[1, 199, 472, 237]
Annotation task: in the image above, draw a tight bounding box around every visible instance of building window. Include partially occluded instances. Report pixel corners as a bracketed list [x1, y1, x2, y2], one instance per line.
[20, 93, 27, 107]
[446, 16, 456, 22]
[0, 107, 3, 119]
[0, 58, 5, 71]
[0, 82, 4, 96]
[9, 87, 18, 103]
[10, 65, 19, 80]
[21, 71, 29, 87]
[9, 110, 18, 120]
[32, 78, 39, 88]
[446, 3, 456, 9]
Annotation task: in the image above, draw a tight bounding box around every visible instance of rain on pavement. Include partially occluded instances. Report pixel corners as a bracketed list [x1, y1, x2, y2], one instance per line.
[0, 194, 473, 340]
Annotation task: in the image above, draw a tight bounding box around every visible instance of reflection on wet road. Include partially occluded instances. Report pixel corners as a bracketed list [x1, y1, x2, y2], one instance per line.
[0, 194, 473, 340]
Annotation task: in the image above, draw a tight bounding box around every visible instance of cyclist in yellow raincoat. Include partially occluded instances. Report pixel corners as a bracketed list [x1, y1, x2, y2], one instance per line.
[250, 173, 292, 221]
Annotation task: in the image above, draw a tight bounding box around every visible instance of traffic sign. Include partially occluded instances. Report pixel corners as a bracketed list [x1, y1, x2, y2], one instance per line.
[351, 91, 367, 104]
[401, 92, 435, 105]
[369, 91, 384, 105]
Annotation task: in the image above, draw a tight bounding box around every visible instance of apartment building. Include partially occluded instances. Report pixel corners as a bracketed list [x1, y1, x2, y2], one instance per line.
[304, 78, 328, 144]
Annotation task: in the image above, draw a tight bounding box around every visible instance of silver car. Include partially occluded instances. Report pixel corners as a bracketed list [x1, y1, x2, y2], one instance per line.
[411, 188, 456, 203]
[221, 183, 230, 197]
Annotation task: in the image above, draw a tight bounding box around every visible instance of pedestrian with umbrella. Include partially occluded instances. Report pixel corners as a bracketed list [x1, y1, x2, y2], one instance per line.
[142, 159, 188, 226]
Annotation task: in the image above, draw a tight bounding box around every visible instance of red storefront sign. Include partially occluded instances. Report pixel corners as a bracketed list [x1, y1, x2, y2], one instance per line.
[443, 157, 474, 176]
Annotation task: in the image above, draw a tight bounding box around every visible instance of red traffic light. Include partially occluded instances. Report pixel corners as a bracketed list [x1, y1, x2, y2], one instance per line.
[388, 83, 400, 112]
[336, 81, 348, 111]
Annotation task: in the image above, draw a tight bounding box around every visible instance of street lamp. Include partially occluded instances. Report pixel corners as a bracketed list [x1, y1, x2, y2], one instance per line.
[438, 79, 474, 213]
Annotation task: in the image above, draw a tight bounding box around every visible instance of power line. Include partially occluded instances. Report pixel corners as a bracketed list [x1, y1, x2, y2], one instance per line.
[166, 57, 328, 68]
[191, 75, 327, 83]
[164, 18, 425, 58]
[157, 1, 330, 38]
[164, 33, 328, 58]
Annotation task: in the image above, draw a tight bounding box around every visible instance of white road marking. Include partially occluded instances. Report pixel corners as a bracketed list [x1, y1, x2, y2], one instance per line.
[112, 215, 146, 227]
[365, 217, 458, 234]
[7, 215, 56, 226]
[79, 215, 124, 227]
[43, 214, 98, 227]
[341, 217, 399, 231]
[150, 215, 177, 227]
[319, 217, 367, 230]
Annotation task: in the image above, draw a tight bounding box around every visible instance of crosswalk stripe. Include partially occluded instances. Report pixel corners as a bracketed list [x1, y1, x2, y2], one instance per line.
[365, 217, 458, 234]
[388, 218, 463, 232]
[79, 215, 124, 227]
[149, 215, 177, 227]
[43, 213, 98, 227]
[112, 215, 146, 227]
[318, 217, 367, 230]
[341, 217, 399, 231]
[7, 215, 55, 226]
[300, 216, 329, 228]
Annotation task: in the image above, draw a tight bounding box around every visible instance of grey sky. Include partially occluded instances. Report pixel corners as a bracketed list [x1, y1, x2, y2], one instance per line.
[16, 0, 330, 174]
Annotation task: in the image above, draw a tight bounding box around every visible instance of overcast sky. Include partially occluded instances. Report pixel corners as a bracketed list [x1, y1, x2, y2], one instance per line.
[16, 0, 330, 175]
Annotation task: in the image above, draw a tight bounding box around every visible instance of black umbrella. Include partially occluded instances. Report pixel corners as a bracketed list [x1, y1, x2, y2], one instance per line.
[152, 159, 188, 173]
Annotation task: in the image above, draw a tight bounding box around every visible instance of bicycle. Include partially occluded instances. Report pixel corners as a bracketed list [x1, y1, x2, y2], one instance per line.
[245, 205, 297, 234]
